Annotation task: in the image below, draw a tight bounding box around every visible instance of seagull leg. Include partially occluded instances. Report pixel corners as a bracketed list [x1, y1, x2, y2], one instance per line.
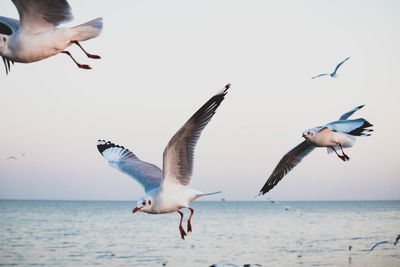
[187, 208, 194, 233]
[177, 211, 187, 240]
[61, 51, 91, 69]
[330, 146, 347, 161]
[71, 41, 101, 59]
[339, 144, 350, 161]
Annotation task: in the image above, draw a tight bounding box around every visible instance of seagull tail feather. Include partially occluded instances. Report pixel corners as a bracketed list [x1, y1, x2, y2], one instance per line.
[196, 191, 222, 198]
[72, 17, 103, 41]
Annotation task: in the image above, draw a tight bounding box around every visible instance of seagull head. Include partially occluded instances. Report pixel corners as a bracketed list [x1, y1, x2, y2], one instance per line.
[302, 129, 315, 140]
[132, 197, 153, 213]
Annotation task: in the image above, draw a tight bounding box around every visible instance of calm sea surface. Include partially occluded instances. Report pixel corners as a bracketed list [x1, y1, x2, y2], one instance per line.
[0, 200, 399, 267]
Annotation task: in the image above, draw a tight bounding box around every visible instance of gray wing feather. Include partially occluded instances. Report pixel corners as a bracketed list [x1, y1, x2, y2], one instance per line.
[326, 118, 367, 133]
[339, 105, 364, 120]
[12, 0, 73, 30]
[161, 84, 230, 188]
[259, 140, 315, 195]
[97, 140, 162, 193]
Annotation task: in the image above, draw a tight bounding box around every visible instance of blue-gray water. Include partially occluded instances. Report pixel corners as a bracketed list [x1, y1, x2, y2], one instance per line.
[0, 200, 399, 267]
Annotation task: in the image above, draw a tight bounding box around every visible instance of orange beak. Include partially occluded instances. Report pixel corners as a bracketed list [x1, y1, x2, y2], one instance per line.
[132, 207, 142, 213]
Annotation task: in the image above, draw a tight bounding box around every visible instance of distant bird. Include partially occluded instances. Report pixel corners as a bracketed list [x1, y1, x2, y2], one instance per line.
[312, 57, 350, 79]
[394, 234, 400, 246]
[369, 241, 390, 252]
[349, 245, 352, 251]
[258, 105, 373, 195]
[0, 0, 103, 74]
[97, 84, 230, 240]
[6, 156, 17, 160]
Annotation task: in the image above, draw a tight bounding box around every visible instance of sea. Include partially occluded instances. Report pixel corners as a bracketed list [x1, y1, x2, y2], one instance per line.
[0, 200, 399, 267]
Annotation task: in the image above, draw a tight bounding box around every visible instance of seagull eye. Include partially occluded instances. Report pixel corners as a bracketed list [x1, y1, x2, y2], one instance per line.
[148, 200, 151, 205]
[2, 37, 5, 42]
[142, 200, 146, 206]
[307, 131, 311, 135]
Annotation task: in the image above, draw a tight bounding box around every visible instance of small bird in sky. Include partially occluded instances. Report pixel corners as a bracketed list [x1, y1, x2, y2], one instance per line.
[97, 84, 230, 239]
[6, 156, 17, 160]
[312, 57, 350, 79]
[0, 0, 103, 74]
[258, 105, 373, 195]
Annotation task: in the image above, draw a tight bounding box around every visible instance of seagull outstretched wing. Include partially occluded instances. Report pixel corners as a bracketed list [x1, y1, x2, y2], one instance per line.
[325, 118, 373, 136]
[161, 84, 230, 191]
[338, 105, 364, 120]
[259, 140, 315, 195]
[12, 0, 73, 33]
[332, 56, 350, 75]
[97, 140, 162, 193]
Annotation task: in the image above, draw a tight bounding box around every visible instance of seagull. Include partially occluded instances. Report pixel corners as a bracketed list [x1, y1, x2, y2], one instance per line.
[6, 156, 17, 160]
[258, 105, 373, 195]
[97, 84, 230, 240]
[312, 57, 350, 79]
[0, 0, 103, 74]
[369, 241, 390, 252]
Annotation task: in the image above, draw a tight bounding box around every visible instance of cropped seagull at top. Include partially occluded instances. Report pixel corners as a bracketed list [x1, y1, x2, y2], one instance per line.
[0, 0, 103, 74]
[97, 84, 230, 240]
[258, 105, 373, 195]
[312, 57, 350, 79]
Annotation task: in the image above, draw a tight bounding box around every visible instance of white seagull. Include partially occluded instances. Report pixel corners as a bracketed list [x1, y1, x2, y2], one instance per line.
[312, 57, 350, 79]
[97, 84, 230, 239]
[259, 105, 373, 195]
[0, 0, 103, 74]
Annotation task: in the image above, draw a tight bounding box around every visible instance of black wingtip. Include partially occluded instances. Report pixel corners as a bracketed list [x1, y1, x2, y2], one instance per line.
[255, 191, 264, 198]
[222, 83, 231, 94]
[357, 104, 365, 109]
[96, 140, 125, 154]
[216, 83, 231, 96]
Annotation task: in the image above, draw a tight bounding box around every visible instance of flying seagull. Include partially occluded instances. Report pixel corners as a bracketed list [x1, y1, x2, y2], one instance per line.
[258, 105, 373, 195]
[97, 84, 230, 240]
[0, 0, 103, 74]
[312, 57, 350, 79]
[6, 156, 17, 160]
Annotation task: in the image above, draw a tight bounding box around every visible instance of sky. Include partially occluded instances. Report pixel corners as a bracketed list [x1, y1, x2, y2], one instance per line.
[0, 0, 399, 201]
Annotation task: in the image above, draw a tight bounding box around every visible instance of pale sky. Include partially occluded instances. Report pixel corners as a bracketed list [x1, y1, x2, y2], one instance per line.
[0, 0, 399, 201]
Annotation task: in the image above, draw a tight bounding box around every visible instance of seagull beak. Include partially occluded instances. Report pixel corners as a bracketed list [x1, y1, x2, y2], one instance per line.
[132, 207, 142, 213]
